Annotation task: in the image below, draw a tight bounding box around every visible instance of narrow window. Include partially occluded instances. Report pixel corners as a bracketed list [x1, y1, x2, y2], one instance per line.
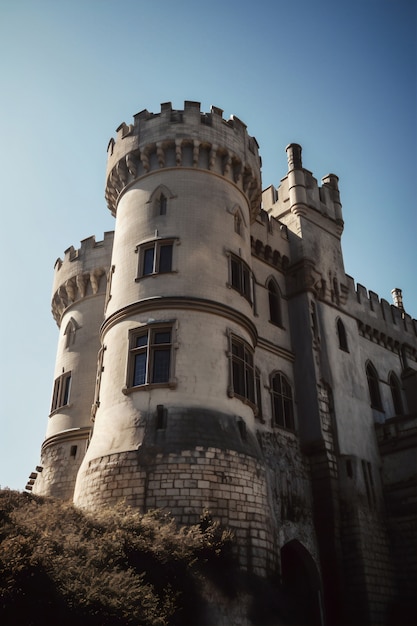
[337, 318, 348, 351]
[366, 362, 382, 411]
[271, 372, 295, 430]
[229, 335, 255, 404]
[159, 193, 167, 215]
[50, 372, 72, 413]
[129, 326, 173, 388]
[268, 279, 282, 326]
[230, 254, 252, 303]
[389, 373, 404, 416]
[138, 240, 173, 277]
[255, 368, 263, 420]
[234, 211, 242, 235]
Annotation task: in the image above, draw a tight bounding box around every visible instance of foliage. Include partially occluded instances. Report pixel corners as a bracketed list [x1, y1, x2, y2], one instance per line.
[0, 490, 234, 626]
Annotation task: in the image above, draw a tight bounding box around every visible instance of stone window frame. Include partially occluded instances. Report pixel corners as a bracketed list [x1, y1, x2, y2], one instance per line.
[270, 371, 295, 431]
[135, 237, 179, 280]
[267, 277, 283, 327]
[227, 331, 256, 408]
[125, 322, 177, 391]
[389, 371, 404, 416]
[365, 361, 383, 411]
[50, 371, 72, 415]
[227, 252, 253, 304]
[336, 317, 349, 352]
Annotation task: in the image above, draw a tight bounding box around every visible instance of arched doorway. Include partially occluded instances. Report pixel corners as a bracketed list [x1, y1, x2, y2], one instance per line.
[281, 540, 323, 626]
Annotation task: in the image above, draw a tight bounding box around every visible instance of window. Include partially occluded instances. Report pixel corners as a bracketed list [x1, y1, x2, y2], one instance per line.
[337, 318, 348, 351]
[234, 211, 242, 235]
[229, 335, 255, 404]
[366, 362, 382, 410]
[268, 279, 282, 326]
[137, 240, 173, 277]
[51, 372, 71, 413]
[389, 373, 404, 416]
[271, 372, 295, 430]
[159, 193, 167, 215]
[255, 368, 263, 420]
[230, 254, 252, 302]
[128, 326, 173, 388]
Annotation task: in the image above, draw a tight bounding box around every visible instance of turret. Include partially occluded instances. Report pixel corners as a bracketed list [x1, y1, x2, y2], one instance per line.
[31, 233, 114, 498]
[73, 103, 277, 576]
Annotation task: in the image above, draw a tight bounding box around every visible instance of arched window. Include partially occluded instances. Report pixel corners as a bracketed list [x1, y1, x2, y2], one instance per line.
[366, 362, 382, 411]
[268, 279, 282, 326]
[389, 373, 404, 416]
[337, 318, 348, 351]
[234, 211, 242, 235]
[271, 372, 294, 430]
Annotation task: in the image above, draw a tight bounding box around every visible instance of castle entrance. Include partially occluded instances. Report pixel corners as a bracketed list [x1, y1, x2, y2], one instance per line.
[281, 540, 323, 626]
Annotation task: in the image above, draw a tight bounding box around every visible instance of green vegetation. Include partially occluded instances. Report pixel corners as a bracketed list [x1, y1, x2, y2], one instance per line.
[0, 490, 235, 626]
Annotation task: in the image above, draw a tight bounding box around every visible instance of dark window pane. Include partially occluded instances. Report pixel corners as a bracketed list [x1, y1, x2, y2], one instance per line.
[152, 349, 170, 383]
[153, 331, 171, 344]
[62, 375, 71, 405]
[135, 334, 148, 348]
[158, 244, 172, 272]
[242, 266, 251, 300]
[233, 360, 245, 396]
[159, 194, 167, 215]
[231, 258, 240, 290]
[133, 352, 147, 386]
[143, 247, 154, 275]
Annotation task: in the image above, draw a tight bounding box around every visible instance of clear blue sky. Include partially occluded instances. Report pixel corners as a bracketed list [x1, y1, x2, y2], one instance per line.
[0, 0, 415, 490]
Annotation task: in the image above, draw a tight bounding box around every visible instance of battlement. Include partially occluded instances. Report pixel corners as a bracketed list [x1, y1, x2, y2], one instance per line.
[51, 232, 114, 326]
[105, 101, 262, 221]
[344, 275, 417, 349]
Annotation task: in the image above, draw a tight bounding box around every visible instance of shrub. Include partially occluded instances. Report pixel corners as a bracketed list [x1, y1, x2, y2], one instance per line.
[0, 490, 234, 626]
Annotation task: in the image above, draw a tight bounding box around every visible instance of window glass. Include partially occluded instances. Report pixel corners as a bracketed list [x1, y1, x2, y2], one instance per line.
[271, 372, 294, 430]
[230, 335, 254, 403]
[143, 247, 155, 275]
[129, 327, 172, 387]
[158, 244, 172, 273]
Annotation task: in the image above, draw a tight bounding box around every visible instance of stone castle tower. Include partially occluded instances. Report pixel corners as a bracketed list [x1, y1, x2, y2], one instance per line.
[29, 102, 417, 626]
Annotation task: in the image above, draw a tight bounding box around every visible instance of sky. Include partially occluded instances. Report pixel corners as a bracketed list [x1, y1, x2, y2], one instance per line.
[0, 0, 415, 491]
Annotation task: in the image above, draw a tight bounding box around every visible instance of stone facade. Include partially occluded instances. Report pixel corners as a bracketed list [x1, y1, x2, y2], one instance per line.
[29, 102, 417, 626]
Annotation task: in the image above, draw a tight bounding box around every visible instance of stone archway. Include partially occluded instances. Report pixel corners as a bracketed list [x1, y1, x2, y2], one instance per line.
[281, 540, 323, 626]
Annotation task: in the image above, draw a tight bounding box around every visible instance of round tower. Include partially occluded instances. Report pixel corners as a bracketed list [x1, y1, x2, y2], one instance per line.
[74, 102, 275, 575]
[32, 232, 114, 499]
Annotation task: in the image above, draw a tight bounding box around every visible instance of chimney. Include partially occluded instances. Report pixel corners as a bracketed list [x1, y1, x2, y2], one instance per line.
[391, 288, 404, 310]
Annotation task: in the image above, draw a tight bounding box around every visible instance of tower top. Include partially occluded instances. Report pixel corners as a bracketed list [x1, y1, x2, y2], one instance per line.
[104, 101, 262, 221]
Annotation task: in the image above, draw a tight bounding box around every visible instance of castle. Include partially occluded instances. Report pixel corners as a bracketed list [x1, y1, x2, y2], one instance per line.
[28, 102, 416, 625]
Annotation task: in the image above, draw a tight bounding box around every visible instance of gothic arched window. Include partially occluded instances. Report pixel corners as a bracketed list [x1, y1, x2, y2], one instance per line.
[337, 318, 348, 351]
[268, 279, 282, 326]
[366, 362, 382, 411]
[271, 372, 294, 430]
[389, 372, 404, 416]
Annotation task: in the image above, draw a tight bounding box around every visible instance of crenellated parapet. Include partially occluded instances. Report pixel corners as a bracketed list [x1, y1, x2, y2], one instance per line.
[105, 101, 262, 221]
[51, 232, 114, 325]
[343, 275, 417, 359]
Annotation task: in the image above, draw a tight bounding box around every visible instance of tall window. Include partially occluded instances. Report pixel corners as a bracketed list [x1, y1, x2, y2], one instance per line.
[51, 372, 71, 413]
[229, 335, 255, 403]
[234, 211, 242, 235]
[366, 362, 382, 411]
[271, 372, 294, 430]
[230, 254, 252, 302]
[137, 240, 173, 277]
[255, 368, 263, 421]
[129, 326, 173, 387]
[268, 279, 282, 326]
[337, 318, 348, 351]
[159, 193, 167, 215]
[389, 373, 404, 416]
